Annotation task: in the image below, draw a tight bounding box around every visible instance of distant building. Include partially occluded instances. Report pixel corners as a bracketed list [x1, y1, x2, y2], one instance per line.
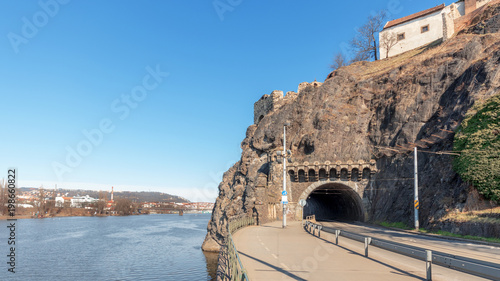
[55, 196, 73, 207]
[379, 0, 494, 59]
[70, 195, 97, 208]
[55, 196, 65, 207]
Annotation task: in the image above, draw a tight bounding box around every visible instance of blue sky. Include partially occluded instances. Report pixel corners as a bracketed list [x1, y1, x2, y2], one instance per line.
[0, 0, 456, 202]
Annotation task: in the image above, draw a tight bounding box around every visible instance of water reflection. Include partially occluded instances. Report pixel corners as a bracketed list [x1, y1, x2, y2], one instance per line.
[203, 250, 219, 280]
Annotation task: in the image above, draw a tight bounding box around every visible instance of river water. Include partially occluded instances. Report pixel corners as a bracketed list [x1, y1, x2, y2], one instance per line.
[1, 213, 218, 281]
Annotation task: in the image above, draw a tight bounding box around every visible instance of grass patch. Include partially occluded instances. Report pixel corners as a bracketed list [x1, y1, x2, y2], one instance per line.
[419, 229, 500, 244]
[376, 221, 411, 230]
[376, 221, 500, 243]
[440, 207, 500, 224]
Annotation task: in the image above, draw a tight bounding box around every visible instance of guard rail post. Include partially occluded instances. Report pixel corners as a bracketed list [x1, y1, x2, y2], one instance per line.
[335, 230, 340, 245]
[364, 237, 371, 257]
[426, 250, 432, 281]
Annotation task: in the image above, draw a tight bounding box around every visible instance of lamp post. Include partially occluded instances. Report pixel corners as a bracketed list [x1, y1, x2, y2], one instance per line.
[414, 147, 419, 231]
[281, 122, 291, 228]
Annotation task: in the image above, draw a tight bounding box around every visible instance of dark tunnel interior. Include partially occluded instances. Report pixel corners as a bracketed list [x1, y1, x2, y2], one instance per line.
[303, 183, 364, 221]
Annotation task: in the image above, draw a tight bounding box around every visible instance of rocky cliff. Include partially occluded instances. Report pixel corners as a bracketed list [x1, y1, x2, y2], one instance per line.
[202, 3, 500, 252]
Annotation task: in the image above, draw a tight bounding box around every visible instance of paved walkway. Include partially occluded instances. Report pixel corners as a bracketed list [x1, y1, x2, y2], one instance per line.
[232, 221, 489, 281]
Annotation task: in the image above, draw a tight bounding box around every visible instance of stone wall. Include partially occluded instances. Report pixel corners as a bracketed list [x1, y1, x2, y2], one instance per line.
[253, 90, 283, 124]
[253, 81, 321, 124]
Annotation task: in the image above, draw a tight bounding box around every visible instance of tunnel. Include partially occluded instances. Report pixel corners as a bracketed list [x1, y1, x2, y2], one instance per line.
[303, 182, 364, 221]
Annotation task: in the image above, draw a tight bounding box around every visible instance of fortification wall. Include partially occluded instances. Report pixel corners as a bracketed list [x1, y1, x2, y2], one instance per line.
[254, 81, 322, 124]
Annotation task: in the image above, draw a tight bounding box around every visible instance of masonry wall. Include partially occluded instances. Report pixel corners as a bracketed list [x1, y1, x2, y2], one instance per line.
[477, 0, 493, 8]
[465, 0, 478, 14]
[379, 10, 445, 59]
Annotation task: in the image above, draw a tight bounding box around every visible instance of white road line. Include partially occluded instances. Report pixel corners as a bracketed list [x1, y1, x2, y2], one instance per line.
[271, 254, 278, 259]
[264, 247, 270, 251]
[280, 263, 290, 270]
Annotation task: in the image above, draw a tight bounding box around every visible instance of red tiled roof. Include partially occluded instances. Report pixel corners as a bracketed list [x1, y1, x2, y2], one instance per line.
[384, 4, 445, 29]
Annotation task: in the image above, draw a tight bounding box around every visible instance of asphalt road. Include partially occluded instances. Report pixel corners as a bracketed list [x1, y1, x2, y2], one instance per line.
[318, 220, 500, 265]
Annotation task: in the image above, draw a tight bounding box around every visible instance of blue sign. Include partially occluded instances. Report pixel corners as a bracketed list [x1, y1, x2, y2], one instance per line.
[282, 190, 287, 196]
[283, 201, 288, 205]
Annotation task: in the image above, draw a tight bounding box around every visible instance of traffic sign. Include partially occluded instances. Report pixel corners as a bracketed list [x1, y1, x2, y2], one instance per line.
[282, 195, 288, 202]
[282, 201, 288, 205]
[299, 199, 307, 207]
[282, 190, 287, 196]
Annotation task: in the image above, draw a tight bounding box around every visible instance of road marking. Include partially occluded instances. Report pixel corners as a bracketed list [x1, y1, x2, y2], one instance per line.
[280, 263, 290, 270]
[271, 254, 278, 259]
[260, 242, 264, 246]
[264, 247, 270, 251]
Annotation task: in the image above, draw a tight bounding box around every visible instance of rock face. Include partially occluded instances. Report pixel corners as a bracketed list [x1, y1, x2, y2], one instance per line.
[202, 4, 500, 251]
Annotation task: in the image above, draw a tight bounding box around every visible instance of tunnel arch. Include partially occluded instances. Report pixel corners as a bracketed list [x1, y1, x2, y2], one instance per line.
[298, 181, 364, 222]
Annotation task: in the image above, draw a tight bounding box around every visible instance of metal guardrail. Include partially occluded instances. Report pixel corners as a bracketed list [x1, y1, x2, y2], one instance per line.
[222, 216, 254, 281]
[305, 221, 500, 281]
[305, 215, 315, 221]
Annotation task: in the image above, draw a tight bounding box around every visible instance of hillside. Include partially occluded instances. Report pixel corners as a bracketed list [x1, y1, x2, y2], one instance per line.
[19, 187, 190, 203]
[202, 3, 500, 252]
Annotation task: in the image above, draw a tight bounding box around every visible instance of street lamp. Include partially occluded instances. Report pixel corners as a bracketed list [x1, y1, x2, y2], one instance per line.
[280, 122, 291, 228]
[414, 147, 419, 231]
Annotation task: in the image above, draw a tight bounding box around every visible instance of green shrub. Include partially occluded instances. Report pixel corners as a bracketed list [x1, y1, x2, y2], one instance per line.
[453, 94, 500, 202]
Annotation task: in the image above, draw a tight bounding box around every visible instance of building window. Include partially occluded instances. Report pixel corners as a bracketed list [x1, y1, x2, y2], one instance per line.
[397, 33, 405, 41]
[421, 25, 429, 33]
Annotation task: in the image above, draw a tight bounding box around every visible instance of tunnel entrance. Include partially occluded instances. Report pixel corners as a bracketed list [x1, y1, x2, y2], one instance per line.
[302, 182, 364, 221]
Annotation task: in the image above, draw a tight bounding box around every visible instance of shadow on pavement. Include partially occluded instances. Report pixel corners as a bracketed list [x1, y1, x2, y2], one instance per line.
[238, 251, 308, 281]
[261, 225, 283, 229]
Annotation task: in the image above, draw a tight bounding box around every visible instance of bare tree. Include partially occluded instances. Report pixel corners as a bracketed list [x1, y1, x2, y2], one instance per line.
[96, 191, 107, 215]
[380, 31, 398, 59]
[330, 52, 348, 70]
[115, 198, 132, 215]
[350, 10, 387, 61]
[37, 187, 47, 216]
[0, 179, 7, 215]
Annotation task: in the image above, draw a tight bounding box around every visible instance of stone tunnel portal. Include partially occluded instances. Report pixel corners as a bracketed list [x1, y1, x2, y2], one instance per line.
[302, 182, 364, 221]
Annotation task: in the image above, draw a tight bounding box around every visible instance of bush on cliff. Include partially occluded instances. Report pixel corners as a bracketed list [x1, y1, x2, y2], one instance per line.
[453, 94, 500, 203]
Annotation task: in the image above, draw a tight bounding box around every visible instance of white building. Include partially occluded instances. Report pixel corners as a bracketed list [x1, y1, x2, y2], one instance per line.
[70, 195, 97, 208]
[379, 0, 493, 59]
[55, 196, 65, 207]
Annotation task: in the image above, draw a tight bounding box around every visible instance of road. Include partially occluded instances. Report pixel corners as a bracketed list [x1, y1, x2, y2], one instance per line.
[232, 220, 494, 281]
[319, 220, 500, 265]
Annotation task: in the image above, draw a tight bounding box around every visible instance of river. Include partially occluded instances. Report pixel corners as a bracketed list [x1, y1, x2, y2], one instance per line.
[1, 213, 218, 281]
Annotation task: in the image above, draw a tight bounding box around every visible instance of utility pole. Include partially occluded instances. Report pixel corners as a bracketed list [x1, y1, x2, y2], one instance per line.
[414, 147, 419, 231]
[281, 122, 291, 228]
[282, 124, 287, 228]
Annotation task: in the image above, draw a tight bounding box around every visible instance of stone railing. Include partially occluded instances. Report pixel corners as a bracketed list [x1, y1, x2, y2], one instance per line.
[288, 160, 377, 182]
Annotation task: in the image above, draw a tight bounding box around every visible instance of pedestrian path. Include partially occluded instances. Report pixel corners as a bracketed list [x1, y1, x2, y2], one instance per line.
[232, 221, 423, 281]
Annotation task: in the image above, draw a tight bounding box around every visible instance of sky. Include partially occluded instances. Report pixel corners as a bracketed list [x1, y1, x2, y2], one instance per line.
[0, 0, 457, 202]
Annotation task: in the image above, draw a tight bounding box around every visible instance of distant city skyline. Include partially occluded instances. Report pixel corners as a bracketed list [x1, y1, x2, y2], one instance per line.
[1, 1, 458, 202]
